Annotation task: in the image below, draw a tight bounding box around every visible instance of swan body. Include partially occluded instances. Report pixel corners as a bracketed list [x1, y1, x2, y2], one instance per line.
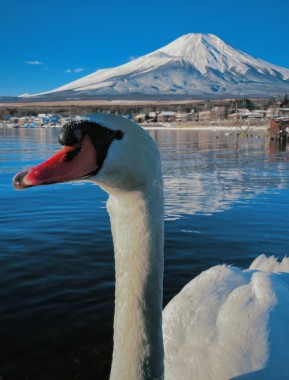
[164, 255, 289, 380]
[13, 113, 289, 380]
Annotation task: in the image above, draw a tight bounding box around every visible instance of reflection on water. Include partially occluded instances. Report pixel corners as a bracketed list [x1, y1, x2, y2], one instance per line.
[1, 127, 289, 379]
[150, 129, 289, 219]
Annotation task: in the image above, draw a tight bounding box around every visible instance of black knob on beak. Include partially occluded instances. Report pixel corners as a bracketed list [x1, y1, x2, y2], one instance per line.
[58, 122, 83, 146]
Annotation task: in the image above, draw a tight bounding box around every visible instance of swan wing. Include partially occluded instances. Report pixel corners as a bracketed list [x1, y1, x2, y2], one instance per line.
[163, 257, 289, 380]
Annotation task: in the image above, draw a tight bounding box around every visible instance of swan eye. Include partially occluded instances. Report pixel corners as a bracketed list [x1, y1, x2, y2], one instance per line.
[114, 130, 124, 140]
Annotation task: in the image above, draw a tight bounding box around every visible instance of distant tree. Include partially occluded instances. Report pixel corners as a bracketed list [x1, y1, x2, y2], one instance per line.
[247, 99, 256, 110]
[281, 94, 289, 107]
[224, 104, 230, 118]
[205, 100, 213, 110]
[235, 98, 255, 110]
[7, 108, 18, 116]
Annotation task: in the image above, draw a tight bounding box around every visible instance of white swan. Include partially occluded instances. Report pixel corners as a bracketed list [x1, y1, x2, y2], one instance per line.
[13, 113, 289, 380]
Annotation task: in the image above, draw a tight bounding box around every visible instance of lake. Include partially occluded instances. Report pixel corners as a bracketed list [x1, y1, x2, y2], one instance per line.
[1, 126, 289, 379]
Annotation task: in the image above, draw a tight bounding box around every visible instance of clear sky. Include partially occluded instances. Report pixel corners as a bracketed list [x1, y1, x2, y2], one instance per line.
[1, 0, 289, 96]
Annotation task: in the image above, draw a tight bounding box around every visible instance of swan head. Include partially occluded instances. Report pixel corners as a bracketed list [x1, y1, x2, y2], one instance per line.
[13, 113, 162, 194]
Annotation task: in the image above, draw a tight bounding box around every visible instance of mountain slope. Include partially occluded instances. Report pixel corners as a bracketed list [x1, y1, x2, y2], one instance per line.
[26, 33, 289, 99]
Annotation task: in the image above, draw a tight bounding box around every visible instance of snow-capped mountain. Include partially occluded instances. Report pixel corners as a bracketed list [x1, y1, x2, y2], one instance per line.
[26, 33, 289, 99]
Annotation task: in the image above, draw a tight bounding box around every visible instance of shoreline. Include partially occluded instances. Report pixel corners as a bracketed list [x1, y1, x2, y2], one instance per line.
[0, 123, 270, 132]
[142, 122, 269, 131]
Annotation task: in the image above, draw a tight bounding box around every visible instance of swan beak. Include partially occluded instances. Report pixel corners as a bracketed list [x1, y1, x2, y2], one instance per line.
[13, 135, 98, 190]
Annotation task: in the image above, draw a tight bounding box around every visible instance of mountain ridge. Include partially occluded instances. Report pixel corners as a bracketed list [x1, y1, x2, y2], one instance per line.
[24, 33, 289, 99]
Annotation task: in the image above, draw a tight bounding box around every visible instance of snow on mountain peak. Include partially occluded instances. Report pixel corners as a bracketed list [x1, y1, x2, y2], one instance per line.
[28, 33, 289, 98]
[155, 33, 250, 74]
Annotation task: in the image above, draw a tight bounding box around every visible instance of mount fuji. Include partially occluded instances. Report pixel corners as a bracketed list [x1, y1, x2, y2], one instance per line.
[26, 33, 289, 99]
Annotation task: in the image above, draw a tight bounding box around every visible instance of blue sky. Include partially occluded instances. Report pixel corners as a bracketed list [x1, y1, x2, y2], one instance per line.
[1, 0, 289, 96]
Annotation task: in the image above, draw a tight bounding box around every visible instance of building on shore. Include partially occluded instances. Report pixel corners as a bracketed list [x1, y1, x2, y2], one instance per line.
[199, 106, 226, 122]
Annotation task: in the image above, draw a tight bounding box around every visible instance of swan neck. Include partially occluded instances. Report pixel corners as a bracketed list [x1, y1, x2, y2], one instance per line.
[108, 186, 164, 380]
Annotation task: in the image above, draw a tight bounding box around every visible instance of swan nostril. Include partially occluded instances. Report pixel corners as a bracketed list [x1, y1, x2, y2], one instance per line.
[62, 147, 82, 162]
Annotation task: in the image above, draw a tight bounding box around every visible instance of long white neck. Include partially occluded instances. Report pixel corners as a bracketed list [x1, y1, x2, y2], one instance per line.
[107, 181, 164, 380]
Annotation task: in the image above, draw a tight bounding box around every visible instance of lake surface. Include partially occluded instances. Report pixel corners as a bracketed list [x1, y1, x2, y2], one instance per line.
[1, 126, 289, 379]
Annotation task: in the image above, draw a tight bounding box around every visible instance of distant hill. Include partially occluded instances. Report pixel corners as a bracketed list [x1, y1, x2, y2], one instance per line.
[0, 96, 22, 103]
[22, 33, 289, 100]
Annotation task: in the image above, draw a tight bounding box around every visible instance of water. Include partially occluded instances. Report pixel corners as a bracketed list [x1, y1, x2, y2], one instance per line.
[1, 127, 289, 379]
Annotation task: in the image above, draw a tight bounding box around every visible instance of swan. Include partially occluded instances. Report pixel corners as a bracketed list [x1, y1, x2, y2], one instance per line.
[13, 113, 289, 380]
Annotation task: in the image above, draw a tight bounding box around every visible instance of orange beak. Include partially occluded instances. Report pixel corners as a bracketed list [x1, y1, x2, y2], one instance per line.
[13, 135, 98, 190]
